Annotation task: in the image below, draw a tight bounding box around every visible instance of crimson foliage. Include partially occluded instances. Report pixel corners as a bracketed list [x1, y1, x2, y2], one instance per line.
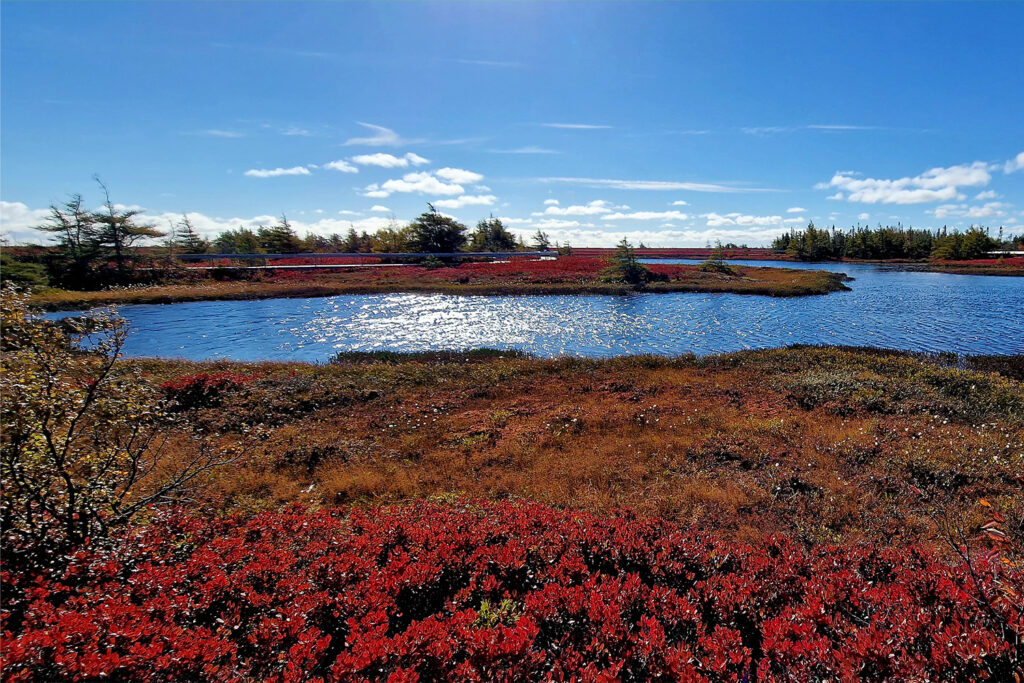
[2, 501, 1021, 681]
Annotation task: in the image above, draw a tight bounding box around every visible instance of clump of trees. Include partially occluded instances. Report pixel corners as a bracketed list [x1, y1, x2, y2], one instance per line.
[604, 238, 666, 287]
[773, 223, 1020, 262]
[33, 181, 165, 288]
[18, 190, 556, 290]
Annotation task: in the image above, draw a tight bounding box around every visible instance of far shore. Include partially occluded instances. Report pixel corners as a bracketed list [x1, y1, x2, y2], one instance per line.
[28, 258, 850, 311]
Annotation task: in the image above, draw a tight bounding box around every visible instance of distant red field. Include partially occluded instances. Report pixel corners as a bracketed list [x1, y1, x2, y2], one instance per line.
[934, 257, 1024, 267]
[571, 247, 785, 260]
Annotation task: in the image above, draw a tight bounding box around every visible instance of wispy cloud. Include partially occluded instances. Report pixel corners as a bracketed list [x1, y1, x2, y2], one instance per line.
[540, 123, 612, 130]
[344, 122, 424, 147]
[324, 160, 359, 173]
[741, 126, 792, 136]
[490, 146, 561, 154]
[196, 129, 244, 138]
[602, 210, 689, 221]
[786, 207, 807, 213]
[282, 126, 312, 136]
[744, 124, 889, 135]
[244, 166, 311, 178]
[540, 177, 779, 193]
[808, 124, 881, 131]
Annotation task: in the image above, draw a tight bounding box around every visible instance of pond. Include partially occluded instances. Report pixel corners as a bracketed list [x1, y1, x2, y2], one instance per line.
[48, 260, 1024, 360]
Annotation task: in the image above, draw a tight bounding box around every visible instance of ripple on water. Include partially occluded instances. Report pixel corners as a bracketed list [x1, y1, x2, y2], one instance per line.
[46, 261, 1024, 360]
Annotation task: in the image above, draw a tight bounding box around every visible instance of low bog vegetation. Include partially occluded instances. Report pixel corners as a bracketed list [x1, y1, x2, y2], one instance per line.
[3, 501, 1022, 681]
[3, 288, 1022, 679]
[28, 256, 849, 310]
[122, 345, 1024, 551]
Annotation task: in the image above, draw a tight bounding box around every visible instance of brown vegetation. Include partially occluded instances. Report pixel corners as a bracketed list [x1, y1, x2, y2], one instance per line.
[131, 346, 1023, 552]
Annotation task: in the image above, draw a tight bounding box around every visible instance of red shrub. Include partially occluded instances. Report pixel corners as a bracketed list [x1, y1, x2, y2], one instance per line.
[2, 501, 1021, 681]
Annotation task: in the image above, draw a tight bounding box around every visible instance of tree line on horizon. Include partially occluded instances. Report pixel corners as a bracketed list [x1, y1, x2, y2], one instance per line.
[3, 189, 565, 290]
[5, 183, 1023, 290]
[772, 223, 1023, 261]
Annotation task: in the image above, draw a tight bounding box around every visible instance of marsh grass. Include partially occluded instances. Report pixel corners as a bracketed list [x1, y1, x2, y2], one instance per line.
[127, 345, 1023, 552]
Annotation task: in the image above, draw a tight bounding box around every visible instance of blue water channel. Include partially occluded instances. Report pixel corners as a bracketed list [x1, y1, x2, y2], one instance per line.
[47, 260, 1024, 360]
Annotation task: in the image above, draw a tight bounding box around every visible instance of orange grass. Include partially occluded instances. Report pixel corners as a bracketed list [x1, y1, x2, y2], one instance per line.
[131, 346, 1024, 551]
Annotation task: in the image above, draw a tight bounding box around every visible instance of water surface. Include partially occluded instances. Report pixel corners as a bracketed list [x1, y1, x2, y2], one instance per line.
[48, 260, 1024, 360]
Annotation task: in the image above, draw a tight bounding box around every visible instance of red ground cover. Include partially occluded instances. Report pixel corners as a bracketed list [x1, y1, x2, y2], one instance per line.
[934, 257, 1024, 267]
[3, 501, 1020, 681]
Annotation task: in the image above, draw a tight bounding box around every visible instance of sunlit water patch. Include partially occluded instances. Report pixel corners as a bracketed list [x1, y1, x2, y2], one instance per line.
[47, 261, 1024, 360]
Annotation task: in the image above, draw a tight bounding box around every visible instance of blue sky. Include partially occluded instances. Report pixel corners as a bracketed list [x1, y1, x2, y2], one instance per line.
[2, 1, 1022, 246]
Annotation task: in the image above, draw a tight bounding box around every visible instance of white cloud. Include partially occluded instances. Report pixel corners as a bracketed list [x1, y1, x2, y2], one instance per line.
[374, 172, 465, 197]
[370, 205, 391, 212]
[543, 199, 560, 206]
[338, 210, 362, 216]
[783, 218, 806, 224]
[496, 217, 533, 225]
[827, 192, 844, 201]
[324, 160, 359, 173]
[858, 213, 870, 221]
[929, 202, 1008, 220]
[362, 185, 391, 198]
[431, 194, 497, 209]
[344, 122, 423, 147]
[490, 146, 560, 154]
[1004, 152, 1024, 174]
[0, 201, 405, 243]
[282, 127, 312, 136]
[702, 212, 784, 227]
[434, 167, 484, 184]
[786, 207, 807, 213]
[602, 210, 689, 221]
[540, 123, 612, 129]
[671, 200, 689, 206]
[350, 152, 430, 168]
[534, 200, 613, 216]
[975, 190, 999, 200]
[818, 161, 992, 204]
[541, 177, 777, 192]
[244, 166, 312, 178]
[0, 201, 52, 243]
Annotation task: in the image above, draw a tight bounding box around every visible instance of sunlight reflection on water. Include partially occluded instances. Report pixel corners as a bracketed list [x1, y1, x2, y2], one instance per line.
[48, 261, 1024, 361]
